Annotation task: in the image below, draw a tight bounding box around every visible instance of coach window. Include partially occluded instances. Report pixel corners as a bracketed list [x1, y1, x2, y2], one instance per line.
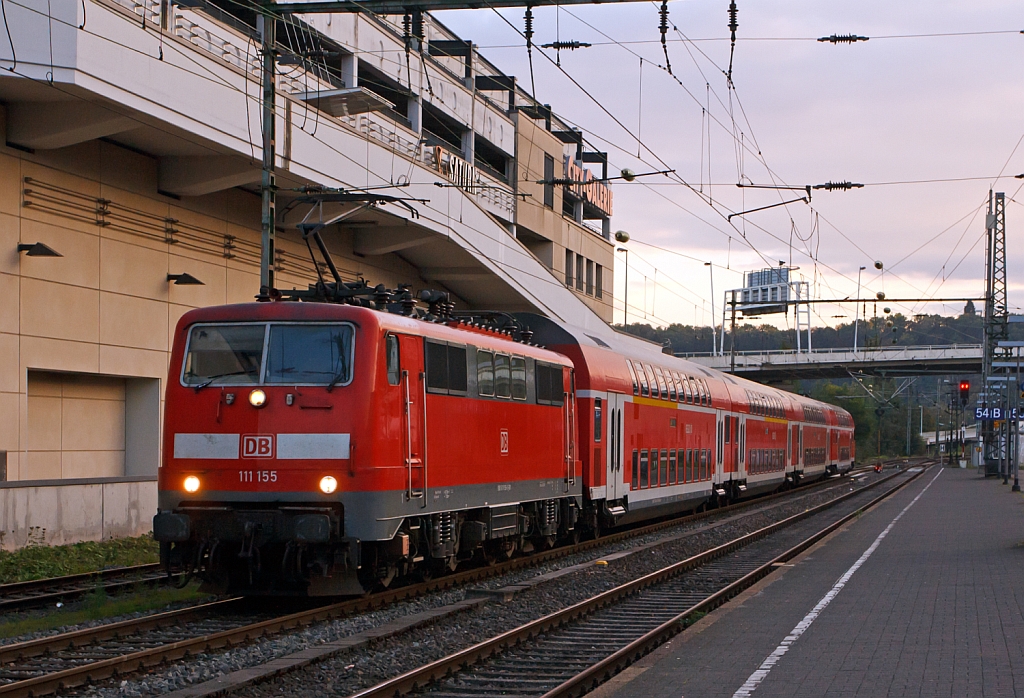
[477, 351, 494, 397]
[688, 377, 699, 405]
[644, 364, 659, 398]
[681, 375, 691, 404]
[511, 357, 527, 400]
[594, 397, 603, 442]
[704, 380, 713, 407]
[660, 449, 669, 486]
[669, 449, 677, 483]
[654, 367, 669, 400]
[640, 449, 649, 488]
[386, 334, 401, 386]
[494, 354, 511, 398]
[536, 363, 565, 406]
[637, 363, 650, 397]
[627, 360, 640, 395]
[724, 415, 731, 444]
[632, 449, 639, 489]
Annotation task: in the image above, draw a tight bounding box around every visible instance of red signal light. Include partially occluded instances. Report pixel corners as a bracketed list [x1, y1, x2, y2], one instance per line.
[959, 380, 970, 406]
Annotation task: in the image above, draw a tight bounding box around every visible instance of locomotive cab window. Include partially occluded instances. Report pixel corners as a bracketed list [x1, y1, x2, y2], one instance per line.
[385, 334, 401, 386]
[477, 351, 494, 396]
[266, 324, 355, 387]
[182, 323, 265, 386]
[425, 341, 468, 395]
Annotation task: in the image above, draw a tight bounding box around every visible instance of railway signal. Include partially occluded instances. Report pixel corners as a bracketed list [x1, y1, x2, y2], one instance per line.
[959, 380, 970, 406]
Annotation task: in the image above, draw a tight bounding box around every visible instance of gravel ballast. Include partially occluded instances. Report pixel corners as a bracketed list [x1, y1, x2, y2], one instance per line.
[59, 471, 891, 698]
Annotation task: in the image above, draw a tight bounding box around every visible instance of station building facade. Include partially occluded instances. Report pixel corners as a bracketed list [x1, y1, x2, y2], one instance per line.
[0, 0, 619, 548]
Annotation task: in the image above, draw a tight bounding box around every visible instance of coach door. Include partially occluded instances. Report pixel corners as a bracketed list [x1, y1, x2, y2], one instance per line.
[605, 393, 626, 501]
[399, 334, 427, 505]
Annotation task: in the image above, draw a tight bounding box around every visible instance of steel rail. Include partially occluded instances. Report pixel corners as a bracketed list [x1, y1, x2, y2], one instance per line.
[345, 464, 927, 698]
[0, 564, 168, 612]
[0, 465, 887, 698]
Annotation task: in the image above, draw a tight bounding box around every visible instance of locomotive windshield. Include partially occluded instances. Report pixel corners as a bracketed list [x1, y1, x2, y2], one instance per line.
[182, 322, 354, 387]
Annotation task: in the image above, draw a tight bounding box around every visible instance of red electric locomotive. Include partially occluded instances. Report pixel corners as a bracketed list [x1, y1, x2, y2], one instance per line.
[156, 299, 854, 595]
[156, 302, 580, 595]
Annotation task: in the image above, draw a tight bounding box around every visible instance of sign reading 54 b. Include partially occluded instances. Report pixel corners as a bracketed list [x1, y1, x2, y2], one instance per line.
[976, 407, 1019, 421]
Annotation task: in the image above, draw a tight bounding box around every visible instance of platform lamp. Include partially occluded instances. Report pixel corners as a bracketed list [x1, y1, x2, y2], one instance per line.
[17, 242, 62, 257]
[167, 273, 205, 286]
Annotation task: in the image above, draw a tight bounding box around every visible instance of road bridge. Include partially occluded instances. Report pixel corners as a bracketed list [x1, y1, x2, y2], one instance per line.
[681, 344, 983, 381]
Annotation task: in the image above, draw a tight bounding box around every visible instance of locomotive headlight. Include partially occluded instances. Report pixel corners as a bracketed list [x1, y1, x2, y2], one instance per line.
[248, 389, 267, 408]
[319, 475, 338, 494]
[183, 475, 201, 493]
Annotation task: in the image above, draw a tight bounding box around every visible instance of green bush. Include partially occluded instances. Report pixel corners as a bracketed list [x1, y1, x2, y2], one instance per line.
[0, 533, 160, 584]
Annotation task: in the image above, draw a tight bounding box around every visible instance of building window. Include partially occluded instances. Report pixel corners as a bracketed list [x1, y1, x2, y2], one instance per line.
[576, 255, 584, 292]
[586, 259, 594, 295]
[565, 249, 574, 288]
[595, 264, 603, 299]
[544, 154, 555, 208]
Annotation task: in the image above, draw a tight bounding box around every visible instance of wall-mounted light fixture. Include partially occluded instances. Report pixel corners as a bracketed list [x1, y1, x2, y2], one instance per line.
[17, 242, 62, 257]
[167, 273, 204, 286]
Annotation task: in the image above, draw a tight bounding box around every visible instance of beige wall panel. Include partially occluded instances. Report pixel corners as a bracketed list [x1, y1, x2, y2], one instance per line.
[62, 450, 124, 479]
[0, 213, 19, 275]
[62, 394, 125, 452]
[99, 345, 168, 380]
[97, 144, 159, 197]
[167, 254, 227, 308]
[226, 267, 260, 304]
[0, 390, 20, 451]
[26, 371, 61, 397]
[5, 451, 20, 482]
[170, 204, 228, 235]
[25, 450, 61, 480]
[99, 292, 168, 352]
[0, 333, 17, 393]
[100, 237, 169, 301]
[21, 161, 102, 199]
[98, 225, 172, 255]
[27, 395, 61, 451]
[21, 278, 100, 343]
[168, 303, 192, 352]
[0, 273, 17, 334]
[18, 220, 100, 288]
[0, 152, 21, 216]
[21, 336, 100, 374]
[60, 373, 126, 401]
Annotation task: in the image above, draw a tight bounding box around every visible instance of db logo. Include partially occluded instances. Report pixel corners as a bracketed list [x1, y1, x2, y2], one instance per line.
[242, 435, 274, 458]
[500, 429, 509, 455]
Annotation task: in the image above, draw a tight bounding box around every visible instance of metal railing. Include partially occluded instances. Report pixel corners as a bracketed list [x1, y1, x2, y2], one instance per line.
[678, 343, 983, 359]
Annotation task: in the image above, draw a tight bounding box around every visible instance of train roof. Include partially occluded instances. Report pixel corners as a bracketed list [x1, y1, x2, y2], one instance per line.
[173, 303, 574, 367]
[516, 312, 852, 422]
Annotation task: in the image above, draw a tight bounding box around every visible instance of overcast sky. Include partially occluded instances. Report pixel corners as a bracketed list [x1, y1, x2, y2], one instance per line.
[436, 0, 1024, 330]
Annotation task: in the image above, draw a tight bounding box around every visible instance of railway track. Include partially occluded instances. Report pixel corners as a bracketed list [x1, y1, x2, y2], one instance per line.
[0, 564, 169, 613]
[343, 462, 933, 698]
[0, 465, 895, 698]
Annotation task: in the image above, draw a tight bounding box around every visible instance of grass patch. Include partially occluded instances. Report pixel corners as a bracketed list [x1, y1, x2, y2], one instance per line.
[0, 534, 160, 584]
[0, 584, 208, 640]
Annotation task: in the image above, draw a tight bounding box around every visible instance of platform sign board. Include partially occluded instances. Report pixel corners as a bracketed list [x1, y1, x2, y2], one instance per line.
[976, 406, 1019, 421]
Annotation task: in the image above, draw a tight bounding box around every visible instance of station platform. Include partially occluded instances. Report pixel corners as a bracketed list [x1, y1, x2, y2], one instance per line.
[594, 466, 1024, 698]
